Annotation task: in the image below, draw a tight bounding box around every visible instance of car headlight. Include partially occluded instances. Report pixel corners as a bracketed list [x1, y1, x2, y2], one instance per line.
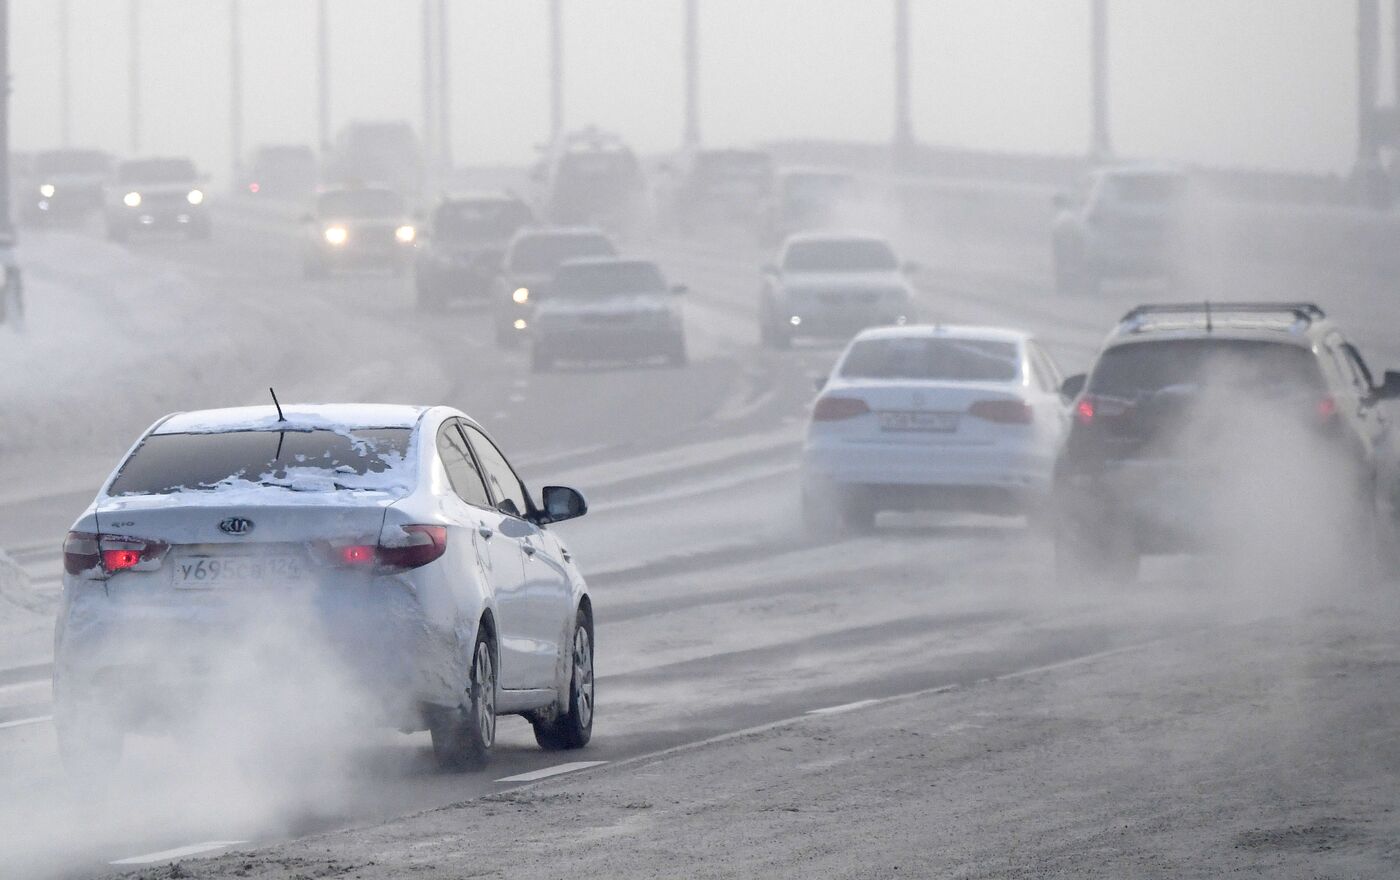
[395, 225, 417, 244]
[324, 225, 348, 246]
[123, 191, 142, 208]
[512, 287, 530, 304]
[186, 189, 204, 206]
[39, 183, 55, 198]
[513, 318, 528, 330]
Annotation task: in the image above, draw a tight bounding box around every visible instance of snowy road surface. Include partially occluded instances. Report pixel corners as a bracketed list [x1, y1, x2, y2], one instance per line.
[1, 197, 1398, 878]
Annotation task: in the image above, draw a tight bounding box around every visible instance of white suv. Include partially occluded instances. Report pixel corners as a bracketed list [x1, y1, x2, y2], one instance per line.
[55, 403, 594, 771]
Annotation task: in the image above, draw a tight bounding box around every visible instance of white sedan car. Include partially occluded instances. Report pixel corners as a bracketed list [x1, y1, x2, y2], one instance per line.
[55, 404, 594, 771]
[801, 326, 1069, 532]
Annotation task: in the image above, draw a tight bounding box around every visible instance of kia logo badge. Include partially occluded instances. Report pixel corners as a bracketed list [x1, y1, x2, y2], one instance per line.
[219, 517, 255, 536]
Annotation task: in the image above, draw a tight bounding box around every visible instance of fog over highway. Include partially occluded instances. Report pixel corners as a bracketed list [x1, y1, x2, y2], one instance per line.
[1, 3, 1400, 879]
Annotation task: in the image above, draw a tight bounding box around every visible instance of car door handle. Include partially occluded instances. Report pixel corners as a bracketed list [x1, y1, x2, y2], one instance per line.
[478, 526, 494, 540]
[521, 542, 537, 557]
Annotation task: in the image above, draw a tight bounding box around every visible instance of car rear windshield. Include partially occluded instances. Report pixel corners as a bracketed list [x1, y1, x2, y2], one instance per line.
[435, 200, 533, 241]
[555, 262, 665, 297]
[318, 189, 406, 218]
[842, 338, 1021, 382]
[119, 159, 197, 184]
[108, 428, 414, 496]
[1088, 340, 1323, 398]
[35, 150, 110, 175]
[784, 239, 897, 272]
[509, 234, 615, 272]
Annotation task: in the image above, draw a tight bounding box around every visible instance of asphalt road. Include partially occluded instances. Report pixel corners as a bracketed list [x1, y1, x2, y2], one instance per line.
[1, 195, 1397, 878]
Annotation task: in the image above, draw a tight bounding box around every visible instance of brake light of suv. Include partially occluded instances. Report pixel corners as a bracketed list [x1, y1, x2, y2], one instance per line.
[64, 531, 170, 577]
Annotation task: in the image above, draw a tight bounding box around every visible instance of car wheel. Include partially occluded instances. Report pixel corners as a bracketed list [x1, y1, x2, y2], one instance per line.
[53, 688, 124, 775]
[1054, 517, 1138, 586]
[430, 626, 497, 771]
[532, 608, 595, 751]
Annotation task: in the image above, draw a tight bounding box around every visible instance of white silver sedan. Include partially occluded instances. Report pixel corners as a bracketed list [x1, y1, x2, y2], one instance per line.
[801, 325, 1070, 532]
[55, 403, 594, 771]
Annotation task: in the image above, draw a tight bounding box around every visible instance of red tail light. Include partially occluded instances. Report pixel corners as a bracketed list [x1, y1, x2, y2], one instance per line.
[65, 531, 169, 577]
[1317, 395, 1338, 421]
[248, 182, 260, 193]
[812, 396, 871, 421]
[1075, 397, 1096, 425]
[328, 525, 448, 572]
[968, 399, 1033, 424]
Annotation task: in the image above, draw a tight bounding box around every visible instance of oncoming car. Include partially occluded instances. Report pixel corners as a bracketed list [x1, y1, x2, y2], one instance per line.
[54, 404, 596, 771]
[303, 187, 419, 277]
[1052, 165, 1189, 296]
[528, 257, 688, 372]
[107, 157, 210, 241]
[760, 232, 917, 348]
[802, 325, 1069, 533]
[490, 227, 618, 347]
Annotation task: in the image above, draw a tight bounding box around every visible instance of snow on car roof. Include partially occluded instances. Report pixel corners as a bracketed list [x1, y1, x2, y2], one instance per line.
[155, 403, 428, 435]
[851, 324, 1031, 345]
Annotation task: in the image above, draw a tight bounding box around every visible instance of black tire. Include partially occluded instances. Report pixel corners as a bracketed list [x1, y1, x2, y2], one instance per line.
[532, 607, 595, 751]
[430, 625, 497, 771]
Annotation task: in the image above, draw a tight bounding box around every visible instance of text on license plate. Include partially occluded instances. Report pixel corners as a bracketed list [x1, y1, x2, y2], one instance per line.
[174, 556, 305, 588]
[878, 411, 961, 433]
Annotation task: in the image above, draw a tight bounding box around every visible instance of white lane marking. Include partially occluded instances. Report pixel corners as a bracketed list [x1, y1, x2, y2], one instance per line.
[110, 841, 247, 865]
[496, 761, 607, 783]
[0, 714, 51, 730]
[806, 699, 881, 716]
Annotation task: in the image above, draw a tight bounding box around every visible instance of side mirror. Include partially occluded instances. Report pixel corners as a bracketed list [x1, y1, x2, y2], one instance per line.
[1060, 373, 1087, 401]
[539, 485, 587, 524]
[1375, 370, 1400, 401]
[671, 283, 688, 295]
[1052, 192, 1073, 210]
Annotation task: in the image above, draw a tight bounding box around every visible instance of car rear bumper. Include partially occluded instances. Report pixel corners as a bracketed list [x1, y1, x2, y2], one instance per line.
[803, 439, 1053, 501]
[534, 326, 682, 358]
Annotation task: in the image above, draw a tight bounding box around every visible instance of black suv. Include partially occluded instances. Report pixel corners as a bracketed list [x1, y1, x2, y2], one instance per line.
[1053, 302, 1400, 584]
[414, 193, 534, 310]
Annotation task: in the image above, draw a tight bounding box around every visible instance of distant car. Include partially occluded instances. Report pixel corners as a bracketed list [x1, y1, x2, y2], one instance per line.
[1051, 165, 1189, 296]
[528, 257, 688, 372]
[540, 129, 648, 234]
[414, 193, 534, 310]
[1054, 302, 1400, 584]
[241, 144, 318, 201]
[759, 232, 917, 348]
[759, 169, 858, 242]
[327, 121, 425, 198]
[106, 157, 210, 241]
[802, 325, 1068, 533]
[54, 403, 595, 772]
[663, 148, 774, 233]
[302, 187, 419, 277]
[490, 227, 618, 347]
[23, 149, 112, 224]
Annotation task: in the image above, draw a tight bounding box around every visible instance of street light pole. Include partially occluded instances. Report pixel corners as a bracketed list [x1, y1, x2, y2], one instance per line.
[129, 0, 141, 155]
[549, 0, 563, 147]
[0, 0, 11, 239]
[893, 0, 914, 167]
[682, 0, 699, 151]
[58, 0, 70, 147]
[421, 0, 437, 177]
[1090, 0, 1111, 161]
[230, 0, 243, 184]
[438, 0, 452, 174]
[1357, 0, 1381, 164]
[317, 0, 330, 152]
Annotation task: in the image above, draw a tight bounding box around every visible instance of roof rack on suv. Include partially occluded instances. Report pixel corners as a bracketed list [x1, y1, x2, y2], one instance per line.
[1121, 302, 1325, 332]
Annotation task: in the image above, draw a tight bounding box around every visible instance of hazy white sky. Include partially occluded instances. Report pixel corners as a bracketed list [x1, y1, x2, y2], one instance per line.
[9, 1, 1382, 179]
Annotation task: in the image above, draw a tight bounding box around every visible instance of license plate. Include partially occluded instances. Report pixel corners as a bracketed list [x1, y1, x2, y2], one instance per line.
[878, 411, 960, 433]
[173, 555, 305, 589]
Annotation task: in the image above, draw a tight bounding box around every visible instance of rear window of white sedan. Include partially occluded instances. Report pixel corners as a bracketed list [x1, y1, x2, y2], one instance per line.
[108, 428, 414, 496]
[841, 338, 1021, 382]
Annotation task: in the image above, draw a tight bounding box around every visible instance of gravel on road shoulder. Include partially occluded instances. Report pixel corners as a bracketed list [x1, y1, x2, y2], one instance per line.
[115, 605, 1400, 880]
